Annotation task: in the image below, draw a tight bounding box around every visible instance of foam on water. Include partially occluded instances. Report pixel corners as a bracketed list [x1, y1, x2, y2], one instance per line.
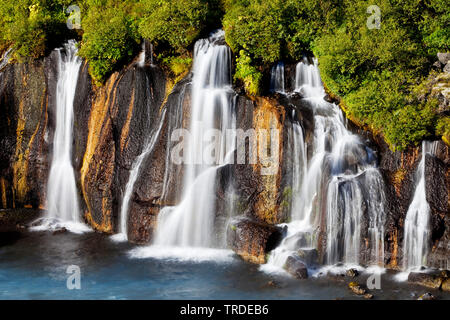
[128, 246, 235, 263]
[29, 218, 91, 234]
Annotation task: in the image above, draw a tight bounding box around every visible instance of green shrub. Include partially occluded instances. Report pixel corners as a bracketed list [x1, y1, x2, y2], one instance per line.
[78, 1, 139, 84]
[436, 117, 450, 145]
[160, 55, 192, 77]
[138, 0, 219, 54]
[0, 0, 73, 61]
[234, 50, 262, 96]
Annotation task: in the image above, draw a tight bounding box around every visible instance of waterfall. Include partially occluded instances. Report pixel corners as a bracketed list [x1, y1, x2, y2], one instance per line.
[0, 48, 11, 71]
[112, 109, 167, 242]
[264, 58, 386, 273]
[295, 57, 322, 97]
[402, 141, 438, 270]
[270, 62, 285, 93]
[138, 42, 146, 67]
[152, 30, 235, 248]
[31, 41, 89, 233]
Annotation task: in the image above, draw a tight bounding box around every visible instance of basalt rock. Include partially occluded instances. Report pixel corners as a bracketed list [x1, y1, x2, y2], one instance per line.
[0, 208, 41, 232]
[284, 255, 308, 279]
[418, 292, 436, 300]
[408, 272, 443, 289]
[0, 59, 50, 210]
[227, 217, 283, 264]
[346, 268, 359, 278]
[348, 282, 366, 295]
[80, 64, 167, 234]
[437, 53, 450, 65]
[297, 248, 319, 266]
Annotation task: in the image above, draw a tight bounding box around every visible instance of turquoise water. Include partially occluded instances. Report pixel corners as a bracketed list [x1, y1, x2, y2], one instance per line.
[0, 231, 447, 300]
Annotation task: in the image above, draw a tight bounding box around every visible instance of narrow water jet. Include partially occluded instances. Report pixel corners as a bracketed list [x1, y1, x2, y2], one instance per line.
[402, 141, 438, 271]
[270, 62, 285, 94]
[112, 108, 167, 242]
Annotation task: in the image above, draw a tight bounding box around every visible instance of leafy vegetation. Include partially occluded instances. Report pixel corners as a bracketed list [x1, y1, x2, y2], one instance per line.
[78, 0, 140, 85]
[0, 0, 448, 149]
[0, 0, 75, 60]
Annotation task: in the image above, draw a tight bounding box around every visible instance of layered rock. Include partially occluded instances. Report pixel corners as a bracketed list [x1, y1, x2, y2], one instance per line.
[0, 58, 50, 210]
[226, 217, 283, 264]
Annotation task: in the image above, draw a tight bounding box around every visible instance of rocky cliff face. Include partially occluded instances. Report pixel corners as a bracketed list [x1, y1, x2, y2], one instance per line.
[378, 139, 449, 270]
[0, 49, 448, 270]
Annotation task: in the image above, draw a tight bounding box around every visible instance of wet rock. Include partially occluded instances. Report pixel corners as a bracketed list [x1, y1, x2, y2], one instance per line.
[408, 272, 443, 289]
[425, 155, 449, 217]
[265, 280, 279, 288]
[437, 52, 450, 65]
[346, 268, 360, 278]
[81, 63, 167, 233]
[0, 60, 50, 209]
[324, 94, 334, 103]
[284, 255, 308, 279]
[444, 62, 450, 73]
[432, 61, 443, 70]
[0, 209, 41, 232]
[297, 248, 318, 266]
[417, 292, 436, 300]
[52, 227, 67, 235]
[348, 282, 366, 295]
[441, 278, 450, 292]
[227, 217, 283, 264]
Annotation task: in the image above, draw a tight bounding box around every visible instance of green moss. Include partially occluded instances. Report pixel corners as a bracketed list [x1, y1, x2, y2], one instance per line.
[437, 116, 450, 146]
[234, 50, 262, 96]
[161, 55, 192, 77]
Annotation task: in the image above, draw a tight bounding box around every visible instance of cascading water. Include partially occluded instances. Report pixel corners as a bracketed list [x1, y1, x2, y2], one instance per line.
[264, 57, 386, 274]
[402, 141, 438, 271]
[0, 48, 11, 71]
[270, 62, 285, 94]
[154, 30, 235, 248]
[130, 31, 236, 259]
[32, 41, 89, 233]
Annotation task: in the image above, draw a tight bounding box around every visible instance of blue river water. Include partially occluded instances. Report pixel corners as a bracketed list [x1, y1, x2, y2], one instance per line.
[0, 230, 448, 300]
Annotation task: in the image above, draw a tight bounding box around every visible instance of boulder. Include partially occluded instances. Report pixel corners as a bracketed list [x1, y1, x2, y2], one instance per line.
[417, 293, 436, 300]
[444, 62, 450, 73]
[227, 217, 283, 264]
[346, 268, 360, 277]
[441, 279, 450, 292]
[408, 272, 443, 289]
[432, 61, 443, 70]
[284, 255, 308, 279]
[348, 282, 366, 295]
[0, 209, 41, 232]
[297, 248, 318, 265]
[437, 53, 450, 65]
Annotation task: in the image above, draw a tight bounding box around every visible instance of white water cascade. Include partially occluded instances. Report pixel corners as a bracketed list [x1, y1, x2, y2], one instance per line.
[270, 62, 285, 93]
[402, 141, 438, 271]
[0, 48, 11, 71]
[151, 30, 235, 249]
[32, 41, 89, 233]
[264, 57, 386, 273]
